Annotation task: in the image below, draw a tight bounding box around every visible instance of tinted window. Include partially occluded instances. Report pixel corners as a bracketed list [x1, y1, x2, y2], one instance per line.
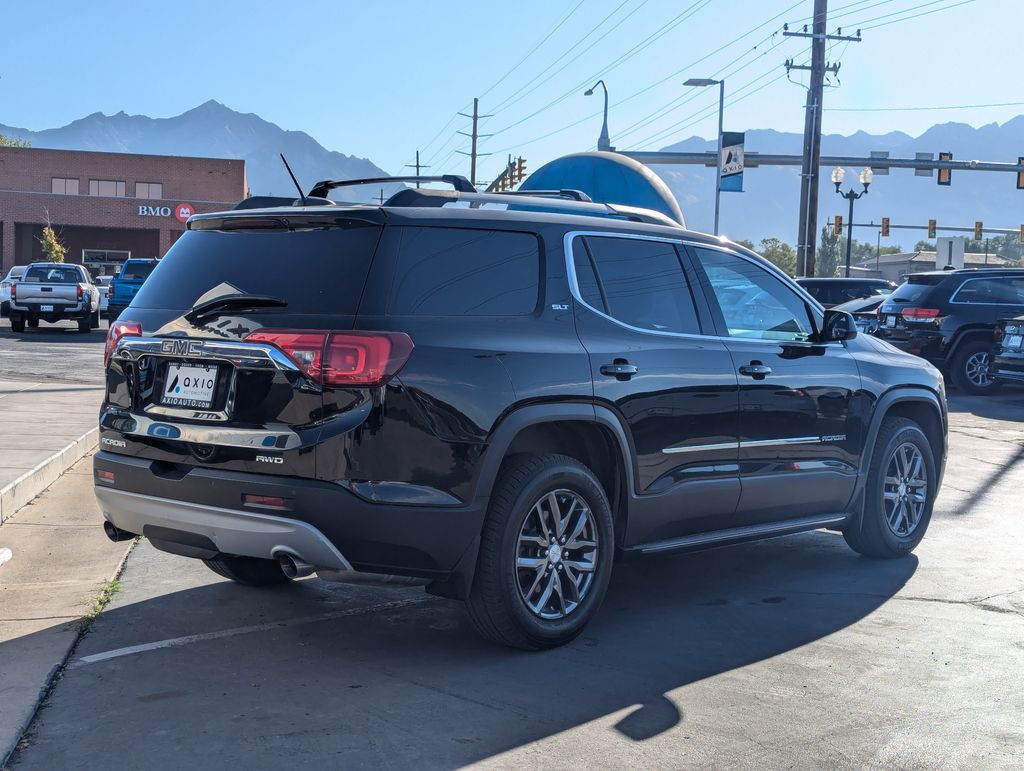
[695, 248, 813, 341]
[581, 236, 699, 334]
[121, 262, 156, 280]
[389, 227, 538, 316]
[24, 266, 82, 284]
[131, 223, 382, 313]
[887, 275, 946, 304]
[953, 277, 1024, 305]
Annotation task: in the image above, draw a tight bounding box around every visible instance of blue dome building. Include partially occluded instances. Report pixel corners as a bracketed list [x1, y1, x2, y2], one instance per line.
[519, 151, 684, 226]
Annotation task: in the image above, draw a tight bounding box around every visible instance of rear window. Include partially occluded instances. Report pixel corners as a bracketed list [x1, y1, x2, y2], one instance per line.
[388, 227, 539, 316]
[121, 262, 157, 281]
[24, 266, 82, 284]
[131, 223, 382, 313]
[887, 275, 946, 304]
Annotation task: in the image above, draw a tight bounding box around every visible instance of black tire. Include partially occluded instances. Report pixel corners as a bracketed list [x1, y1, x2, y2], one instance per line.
[202, 555, 292, 586]
[11, 318, 24, 333]
[91, 309, 101, 329]
[77, 318, 91, 333]
[467, 453, 615, 650]
[27, 318, 39, 328]
[844, 416, 936, 558]
[952, 340, 1000, 395]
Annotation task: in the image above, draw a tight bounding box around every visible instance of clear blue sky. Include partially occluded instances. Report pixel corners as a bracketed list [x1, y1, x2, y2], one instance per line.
[1, 0, 1018, 182]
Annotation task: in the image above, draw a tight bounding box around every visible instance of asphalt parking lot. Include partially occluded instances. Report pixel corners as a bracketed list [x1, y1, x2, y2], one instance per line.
[0, 321, 106, 385]
[5, 391, 1023, 769]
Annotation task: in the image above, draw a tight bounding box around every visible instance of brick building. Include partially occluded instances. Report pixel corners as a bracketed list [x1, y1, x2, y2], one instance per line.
[0, 147, 247, 276]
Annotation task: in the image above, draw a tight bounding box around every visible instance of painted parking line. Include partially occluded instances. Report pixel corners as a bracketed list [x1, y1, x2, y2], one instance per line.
[71, 596, 435, 668]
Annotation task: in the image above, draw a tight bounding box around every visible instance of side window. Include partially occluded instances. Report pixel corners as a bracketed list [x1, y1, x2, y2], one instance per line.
[579, 236, 700, 334]
[390, 227, 539, 316]
[571, 239, 605, 310]
[693, 248, 814, 342]
[955, 278, 1024, 305]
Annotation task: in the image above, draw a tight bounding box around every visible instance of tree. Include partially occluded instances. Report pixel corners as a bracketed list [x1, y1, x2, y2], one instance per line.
[914, 240, 935, 252]
[0, 134, 31, 148]
[758, 237, 797, 276]
[816, 226, 842, 278]
[37, 213, 66, 263]
[734, 238, 756, 251]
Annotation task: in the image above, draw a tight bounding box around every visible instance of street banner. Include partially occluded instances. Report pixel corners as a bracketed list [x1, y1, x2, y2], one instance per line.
[720, 131, 745, 192]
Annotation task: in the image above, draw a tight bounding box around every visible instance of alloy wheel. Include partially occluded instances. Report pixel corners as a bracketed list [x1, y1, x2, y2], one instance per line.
[965, 351, 992, 388]
[516, 489, 599, 620]
[882, 442, 929, 537]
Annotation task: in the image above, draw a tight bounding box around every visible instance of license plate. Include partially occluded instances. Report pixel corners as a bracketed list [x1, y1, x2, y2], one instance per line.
[162, 364, 218, 408]
[1005, 334, 1023, 350]
[885, 315, 896, 328]
[40, 304, 53, 313]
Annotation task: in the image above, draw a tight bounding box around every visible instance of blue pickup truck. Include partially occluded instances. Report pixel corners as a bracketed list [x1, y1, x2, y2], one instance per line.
[106, 259, 158, 320]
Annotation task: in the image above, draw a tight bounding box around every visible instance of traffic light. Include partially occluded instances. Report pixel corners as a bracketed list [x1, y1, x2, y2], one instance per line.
[1018, 157, 1024, 190]
[937, 151, 952, 185]
[1020, 224, 1024, 244]
[928, 219, 937, 239]
[974, 221, 984, 240]
[516, 157, 527, 183]
[881, 217, 890, 238]
[834, 215, 843, 236]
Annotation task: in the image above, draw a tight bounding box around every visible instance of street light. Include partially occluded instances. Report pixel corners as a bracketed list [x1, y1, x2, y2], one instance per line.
[684, 77, 725, 235]
[584, 80, 612, 152]
[833, 166, 874, 277]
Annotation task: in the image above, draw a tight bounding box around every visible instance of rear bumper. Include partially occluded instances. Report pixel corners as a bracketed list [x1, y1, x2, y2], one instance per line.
[992, 352, 1024, 383]
[93, 451, 484, 579]
[10, 302, 91, 319]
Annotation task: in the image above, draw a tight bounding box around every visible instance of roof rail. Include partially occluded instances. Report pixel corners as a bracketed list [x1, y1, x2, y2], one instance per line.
[493, 189, 593, 202]
[308, 175, 474, 198]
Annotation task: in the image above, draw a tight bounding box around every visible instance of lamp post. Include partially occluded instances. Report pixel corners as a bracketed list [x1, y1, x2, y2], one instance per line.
[584, 80, 612, 152]
[684, 78, 725, 235]
[832, 166, 873, 277]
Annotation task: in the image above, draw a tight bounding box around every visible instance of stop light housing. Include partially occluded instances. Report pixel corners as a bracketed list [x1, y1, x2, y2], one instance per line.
[937, 152, 952, 185]
[928, 219, 937, 239]
[974, 221, 983, 240]
[881, 217, 890, 238]
[834, 215, 843, 236]
[1020, 224, 1024, 244]
[1018, 157, 1024, 190]
[516, 157, 527, 183]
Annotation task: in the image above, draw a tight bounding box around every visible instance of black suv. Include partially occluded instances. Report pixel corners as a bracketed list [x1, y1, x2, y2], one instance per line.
[95, 178, 947, 649]
[796, 277, 896, 308]
[875, 268, 1024, 394]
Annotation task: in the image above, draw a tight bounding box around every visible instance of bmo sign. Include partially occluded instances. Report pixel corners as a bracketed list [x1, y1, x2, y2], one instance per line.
[137, 203, 195, 222]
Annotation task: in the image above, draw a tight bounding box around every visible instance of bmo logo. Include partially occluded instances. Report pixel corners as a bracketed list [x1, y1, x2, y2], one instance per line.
[136, 202, 195, 222]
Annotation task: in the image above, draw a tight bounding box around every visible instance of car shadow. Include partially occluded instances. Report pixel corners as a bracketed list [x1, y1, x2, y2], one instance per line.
[8, 533, 916, 768]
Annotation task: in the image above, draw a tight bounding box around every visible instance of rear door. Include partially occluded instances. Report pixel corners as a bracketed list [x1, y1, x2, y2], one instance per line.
[568, 232, 741, 545]
[687, 245, 863, 524]
[101, 214, 384, 481]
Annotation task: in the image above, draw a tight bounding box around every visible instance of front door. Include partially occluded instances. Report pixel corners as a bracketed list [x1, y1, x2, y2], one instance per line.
[687, 245, 864, 525]
[568, 232, 740, 545]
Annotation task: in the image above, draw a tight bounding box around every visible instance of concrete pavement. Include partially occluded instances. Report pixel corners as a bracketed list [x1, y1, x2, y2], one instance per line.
[3, 392, 1022, 769]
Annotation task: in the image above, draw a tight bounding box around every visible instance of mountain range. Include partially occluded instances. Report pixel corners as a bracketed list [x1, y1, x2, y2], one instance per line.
[2, 101, 1021, 246]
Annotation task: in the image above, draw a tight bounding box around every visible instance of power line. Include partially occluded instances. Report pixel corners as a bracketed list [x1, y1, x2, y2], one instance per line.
[827, 99, 1024, 111]
[856, 0, 976, 30]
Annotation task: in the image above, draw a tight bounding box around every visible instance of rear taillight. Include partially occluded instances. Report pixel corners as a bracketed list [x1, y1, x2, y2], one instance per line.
[10, 284, 16, 301]
[244, 329, 414, 387]
[77, 285, 83, 301]
[107, 283, 114, 299]
[104, 320, 142, 367]
[901, 307, 940, 320]
[995, 322, 1005, 342]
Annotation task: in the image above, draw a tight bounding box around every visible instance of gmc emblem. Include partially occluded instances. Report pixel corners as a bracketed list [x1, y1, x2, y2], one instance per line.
[161, 339, 203, 356]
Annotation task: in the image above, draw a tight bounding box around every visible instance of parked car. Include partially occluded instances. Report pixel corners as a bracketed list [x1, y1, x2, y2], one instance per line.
[796, 277, 897, 308]
[95, 178, 947, 650]
[990, 316, 1024, 386]
[833, 295, 887, 335]
[106, 258, 159, 320]
[0, 265, 27, 318]
[8, 262, 101, 333]
[875, 268, 1024, 395]
[94, 275, 113, 317]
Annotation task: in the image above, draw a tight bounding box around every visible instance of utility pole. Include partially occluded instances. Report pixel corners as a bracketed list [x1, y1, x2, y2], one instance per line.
[457, 98, 493, 187]
[785, 2, 861, 276]
[405, 149, 430, 188]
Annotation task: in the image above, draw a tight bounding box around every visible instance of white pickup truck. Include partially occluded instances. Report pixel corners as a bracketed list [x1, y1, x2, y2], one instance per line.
[8, 262, 101, 333]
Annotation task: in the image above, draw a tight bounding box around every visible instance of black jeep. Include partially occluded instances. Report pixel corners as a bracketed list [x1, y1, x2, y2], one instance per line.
[95, 178, 947, 649]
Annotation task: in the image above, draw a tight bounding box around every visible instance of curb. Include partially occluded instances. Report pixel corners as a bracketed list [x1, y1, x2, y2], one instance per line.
[0, 428, 99, 525]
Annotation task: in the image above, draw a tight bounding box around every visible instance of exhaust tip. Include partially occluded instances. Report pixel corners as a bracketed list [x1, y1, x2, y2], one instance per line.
[103, 520, 136, 542]
[276, 552, 314, 579]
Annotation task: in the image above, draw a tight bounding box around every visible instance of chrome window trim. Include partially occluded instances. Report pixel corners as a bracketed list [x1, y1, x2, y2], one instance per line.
[949, 276, 1024, 306]
[563, 231, 825, 346]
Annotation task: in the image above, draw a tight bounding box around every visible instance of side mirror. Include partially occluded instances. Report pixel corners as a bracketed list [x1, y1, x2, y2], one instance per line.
[822, 309, 857, 342]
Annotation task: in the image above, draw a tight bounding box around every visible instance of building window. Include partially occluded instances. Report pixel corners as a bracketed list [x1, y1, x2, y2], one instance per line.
[51, 177, 79, 195]
[135, 182, 163, 199]
[83, 249, 131, 266]
[89, 179, 127, 197]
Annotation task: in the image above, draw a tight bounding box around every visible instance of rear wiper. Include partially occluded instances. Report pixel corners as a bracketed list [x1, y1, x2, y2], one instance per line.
[185, 293, 287, 323]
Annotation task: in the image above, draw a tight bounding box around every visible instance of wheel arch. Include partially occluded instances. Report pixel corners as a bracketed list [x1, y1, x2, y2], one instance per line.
[945, 326, 997, 364]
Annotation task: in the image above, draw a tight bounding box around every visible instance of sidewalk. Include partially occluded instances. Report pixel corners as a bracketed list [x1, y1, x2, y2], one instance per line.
[0, 455, 132, 766]
[0, 379, 104, 524]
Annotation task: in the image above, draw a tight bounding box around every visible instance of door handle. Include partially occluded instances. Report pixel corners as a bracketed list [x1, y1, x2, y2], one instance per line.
[600, 362, 639, 380]
[738, 361, 772, 379]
